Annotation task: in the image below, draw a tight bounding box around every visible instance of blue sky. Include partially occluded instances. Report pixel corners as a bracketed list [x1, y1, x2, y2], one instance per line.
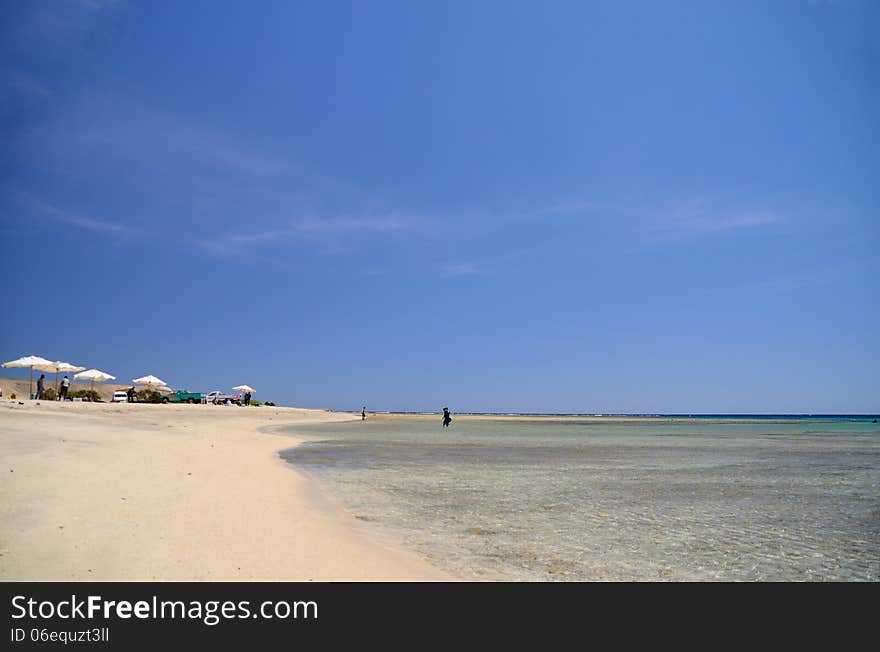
[1, 0, 877, 413]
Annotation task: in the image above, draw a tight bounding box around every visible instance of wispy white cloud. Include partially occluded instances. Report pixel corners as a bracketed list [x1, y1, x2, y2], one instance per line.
[70, 93, 287, 178]
[643, 198, 784, 242]
[195, 195, 785, 270]
[12, 85, 412, 259]
[51, 211, 139, 237]
[289, 215, 411, 236]
[513, 195, 784, 243]
[442, 263, 482, 277]
[13, 195, 141, 238]
[199, 214, 413, 257]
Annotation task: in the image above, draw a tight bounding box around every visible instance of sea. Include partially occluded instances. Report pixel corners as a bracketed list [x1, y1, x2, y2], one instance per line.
[278, 415, 880, 581]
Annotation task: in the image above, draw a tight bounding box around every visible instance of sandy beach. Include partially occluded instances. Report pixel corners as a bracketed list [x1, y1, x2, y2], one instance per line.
[0, 400, 452, 581]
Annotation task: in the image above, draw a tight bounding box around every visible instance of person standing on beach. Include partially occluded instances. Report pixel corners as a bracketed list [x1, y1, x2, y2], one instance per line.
[36, 374, 45, 400]
[59, 375, 70, 401]
[442, 407, 452, 428]
[362, 406, 366, 420]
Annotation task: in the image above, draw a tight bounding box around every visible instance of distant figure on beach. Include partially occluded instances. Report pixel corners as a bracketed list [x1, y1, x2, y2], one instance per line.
[36, 374, 45, 400]
[127, 386, 136, 403]
[244, 392, 251, 406]
[362, 406, 366, 421]
[59, 375, 70, 401]
[442, 407, 452, 428]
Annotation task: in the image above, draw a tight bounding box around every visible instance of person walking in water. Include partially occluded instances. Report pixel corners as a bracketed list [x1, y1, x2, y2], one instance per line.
[361, 406, 366, 421]
[442, 407, 452, 428]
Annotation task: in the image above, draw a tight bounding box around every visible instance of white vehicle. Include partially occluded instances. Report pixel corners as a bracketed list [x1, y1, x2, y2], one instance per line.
[112, 391, 128, 403]
[203, 391, 241, 405]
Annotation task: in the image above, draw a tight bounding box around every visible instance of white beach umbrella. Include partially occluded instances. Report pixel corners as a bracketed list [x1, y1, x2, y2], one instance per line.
[34, 361, 86, 394]
[73, 368, 116, 394]
[158, 386, 173, 393]
[2, 355, 54, 399]
[232, 385, 255, 393]
[132, 375, 167, 389]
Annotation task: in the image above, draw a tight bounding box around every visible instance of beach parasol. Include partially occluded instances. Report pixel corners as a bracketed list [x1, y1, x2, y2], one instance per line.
[35, 361, 86, 395]
[232, 385, 255, 393]
[132, 375, 167, 390]
[73, 368, 116, 395]
[2, 355, 54, 399]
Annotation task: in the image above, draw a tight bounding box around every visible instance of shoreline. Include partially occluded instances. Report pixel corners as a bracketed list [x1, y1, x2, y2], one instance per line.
[0, 400, 453, 581]
[357, 412, 878, 424]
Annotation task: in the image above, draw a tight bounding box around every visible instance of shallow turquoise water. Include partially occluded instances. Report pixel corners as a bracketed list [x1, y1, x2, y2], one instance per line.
[279, 418, 880, 581]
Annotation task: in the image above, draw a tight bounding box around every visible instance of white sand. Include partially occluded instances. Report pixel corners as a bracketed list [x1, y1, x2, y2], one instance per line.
[0, 400, 452, 581]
